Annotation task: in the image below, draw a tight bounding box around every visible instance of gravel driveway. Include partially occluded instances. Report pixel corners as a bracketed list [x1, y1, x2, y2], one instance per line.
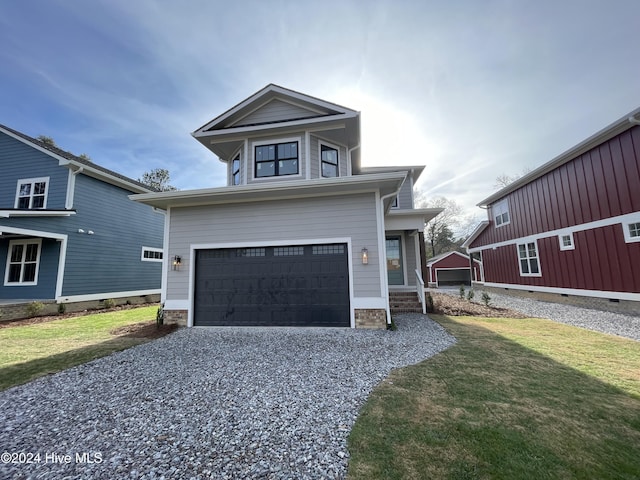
[439, 287, 640, 341]
[0, 315, 455, 480]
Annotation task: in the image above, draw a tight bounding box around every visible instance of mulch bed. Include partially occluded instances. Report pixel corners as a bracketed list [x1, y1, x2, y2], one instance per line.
[110, 321, 179, 339]
[430, 292, 529, 318]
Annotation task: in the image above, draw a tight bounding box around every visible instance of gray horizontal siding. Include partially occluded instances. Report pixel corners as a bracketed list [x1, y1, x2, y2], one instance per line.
[0, 132, 68, 209]
[235, 99, 318, 127]
[167, 193, 381, 300]
[395, 179, 414, 209]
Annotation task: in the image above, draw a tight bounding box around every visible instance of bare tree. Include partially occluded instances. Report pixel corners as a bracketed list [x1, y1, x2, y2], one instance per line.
[494, 167, 532, 190]
[415, 195, 463, 258]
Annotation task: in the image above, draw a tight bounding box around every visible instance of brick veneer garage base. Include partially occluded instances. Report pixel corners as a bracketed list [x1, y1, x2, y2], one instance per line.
[355, 309, 387, 329]
[163, 309, 188, 326]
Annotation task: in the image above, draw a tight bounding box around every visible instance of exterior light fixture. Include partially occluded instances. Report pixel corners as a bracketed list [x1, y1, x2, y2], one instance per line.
[172, 255, 182, 270]
[77, 229, 85, 234]
[361, 247, 369, 265]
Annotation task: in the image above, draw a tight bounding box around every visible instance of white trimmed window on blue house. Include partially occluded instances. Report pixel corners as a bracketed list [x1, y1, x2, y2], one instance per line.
[15, 177, 49, 209]
[5, 239, 42, 285]
[141, 247, 164, 262]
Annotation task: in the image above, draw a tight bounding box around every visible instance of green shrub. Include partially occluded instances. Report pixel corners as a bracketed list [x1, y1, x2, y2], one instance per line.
[459, 284, 465, 299]
[467, 290, 475, 301]
[57, 303, 66, 315]
[26, 301, 44, 317]
[103, 298, 116, 309]
[156, 306, 164, 328]
[482, 292, 492, 307]
[387, 317, 398, 331]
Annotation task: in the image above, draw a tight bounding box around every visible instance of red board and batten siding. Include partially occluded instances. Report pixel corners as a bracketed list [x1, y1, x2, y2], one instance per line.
[427, 252, 481, 283]
[470, 125, 640, 296]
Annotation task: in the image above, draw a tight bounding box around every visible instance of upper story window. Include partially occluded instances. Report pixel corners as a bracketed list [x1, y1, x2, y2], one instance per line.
[5, 239, 41, 285]
[493, 199, 510, 227]
[320, 144, 338, 178]
[255, 142, 298, 178]
[15, 177, 49, 209]
[232, 154, 241, 185]
[517, 241, 541, 277]
[624, 221, 640, 243]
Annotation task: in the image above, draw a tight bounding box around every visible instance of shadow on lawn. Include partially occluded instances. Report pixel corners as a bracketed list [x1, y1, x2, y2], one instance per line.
[348, 316, 640, 480]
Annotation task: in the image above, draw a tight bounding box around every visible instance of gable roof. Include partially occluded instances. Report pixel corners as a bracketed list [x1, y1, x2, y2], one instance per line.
[0, 124, 156, 194]
[461, 220, 490, 250]
[477, 107, 640, 207]
[191, 84, 361, 164]
[427, 250, 471, 266]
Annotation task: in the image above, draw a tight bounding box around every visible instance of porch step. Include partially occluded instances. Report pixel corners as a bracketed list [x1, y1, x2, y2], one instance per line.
[389, 291, 423, 314]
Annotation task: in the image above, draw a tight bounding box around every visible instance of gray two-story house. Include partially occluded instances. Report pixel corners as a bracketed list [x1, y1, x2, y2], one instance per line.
[0, 124, 164, 306]
[132, 85, 441, 328]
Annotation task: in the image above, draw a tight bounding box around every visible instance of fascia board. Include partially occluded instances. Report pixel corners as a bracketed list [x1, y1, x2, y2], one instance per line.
[461, 220, 490, 249]
[130, 172, 407, 210]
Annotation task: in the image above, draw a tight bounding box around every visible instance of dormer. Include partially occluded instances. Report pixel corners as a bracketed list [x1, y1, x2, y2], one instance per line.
[192, 84, 361, 186]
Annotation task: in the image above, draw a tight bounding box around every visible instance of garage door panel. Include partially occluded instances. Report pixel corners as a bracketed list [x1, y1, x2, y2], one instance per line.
[194, 244, 349, 327]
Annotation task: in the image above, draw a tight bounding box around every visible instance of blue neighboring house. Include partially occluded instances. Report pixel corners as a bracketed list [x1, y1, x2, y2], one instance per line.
[0, 124, 164, 304]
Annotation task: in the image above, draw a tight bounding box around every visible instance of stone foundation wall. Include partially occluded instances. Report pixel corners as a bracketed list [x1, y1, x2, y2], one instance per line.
[163, 309, 188, 326]
[0, 294, 161, 322]
[474, 284, 639, 316]
[355, 308, 387, 329]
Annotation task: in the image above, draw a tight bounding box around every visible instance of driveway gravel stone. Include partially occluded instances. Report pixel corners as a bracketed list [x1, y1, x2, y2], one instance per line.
[0, 314, 455, 479]
[438, 287, 640, 341]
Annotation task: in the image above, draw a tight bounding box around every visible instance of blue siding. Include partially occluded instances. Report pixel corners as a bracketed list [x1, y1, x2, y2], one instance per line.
[60, 175, 164, 296]
[0, 238, 59, 300]
[0, 131, 164, 300]
[0, 132, 68, 209]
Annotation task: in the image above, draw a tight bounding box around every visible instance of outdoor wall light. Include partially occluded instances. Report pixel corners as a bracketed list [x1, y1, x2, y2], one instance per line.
[172, 255, 182, 270]
[361, 247, 369, 265]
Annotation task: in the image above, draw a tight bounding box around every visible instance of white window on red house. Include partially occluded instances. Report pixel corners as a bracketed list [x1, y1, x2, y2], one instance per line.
[517, 241, 541, 277]
[493, 199, 510, 227]
[558, 233, 575, 251]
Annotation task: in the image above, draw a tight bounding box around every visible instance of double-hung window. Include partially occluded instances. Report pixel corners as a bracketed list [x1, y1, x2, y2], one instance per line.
[232, 154, 241, 185]
[517, 241, 541, 277]
[5, 239, 41, 285]
[493, 199, 510, 227]
[255, 142, 298, 178]
[15, 177, 49, 209]
[320, 144, 338, 178]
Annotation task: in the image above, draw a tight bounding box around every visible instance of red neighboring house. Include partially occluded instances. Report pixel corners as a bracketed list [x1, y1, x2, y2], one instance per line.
[464, 108, 640, 304]
[427, 251, 482, 287]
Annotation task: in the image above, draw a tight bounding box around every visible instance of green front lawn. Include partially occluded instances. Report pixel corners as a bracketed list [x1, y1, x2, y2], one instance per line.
[348, 315, 640, 479]
[0, 306, 160, 390]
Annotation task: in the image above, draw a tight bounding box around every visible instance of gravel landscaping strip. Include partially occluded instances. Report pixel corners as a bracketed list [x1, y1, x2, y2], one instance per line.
[438, 287, 640, 341]
[0, 315, 455, 480]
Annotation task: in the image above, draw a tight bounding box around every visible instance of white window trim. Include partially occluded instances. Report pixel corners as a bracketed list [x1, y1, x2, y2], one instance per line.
[141, 246, 164, 262]
[4, 238, 42, 286]
[318, 140, 340, 178]
[558, 232, 575, 251]
[391, 195, 399, 209]
[623, 221, 640, 243]
[250, 136, 303, 182]
[493, 199, 510, 228]
[516, 240, 542, 277]
[15, 177, 50, 209]
[229, 148, 243, 186]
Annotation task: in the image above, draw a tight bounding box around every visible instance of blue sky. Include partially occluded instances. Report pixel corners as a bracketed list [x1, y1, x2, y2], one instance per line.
[1, 0, 639, 223]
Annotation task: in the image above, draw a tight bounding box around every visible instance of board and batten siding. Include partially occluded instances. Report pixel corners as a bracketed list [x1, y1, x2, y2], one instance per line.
[0, 132, 69, 209]
[233, 99, 320, 127]
[166, 192, 381, 301]
[473, 126, 640, 246]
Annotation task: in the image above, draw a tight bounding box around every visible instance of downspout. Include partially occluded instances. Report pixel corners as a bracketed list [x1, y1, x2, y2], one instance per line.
[379, 183, 405, 324]
[347, 144, 360, 176]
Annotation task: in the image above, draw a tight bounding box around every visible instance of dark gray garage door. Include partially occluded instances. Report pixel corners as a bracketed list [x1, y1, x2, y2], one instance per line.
[436, 269, 471, 286]
[194, 244, 350, 327]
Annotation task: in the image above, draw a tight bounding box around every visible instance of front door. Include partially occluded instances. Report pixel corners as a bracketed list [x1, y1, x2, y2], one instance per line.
[386, 236, 404, 285]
